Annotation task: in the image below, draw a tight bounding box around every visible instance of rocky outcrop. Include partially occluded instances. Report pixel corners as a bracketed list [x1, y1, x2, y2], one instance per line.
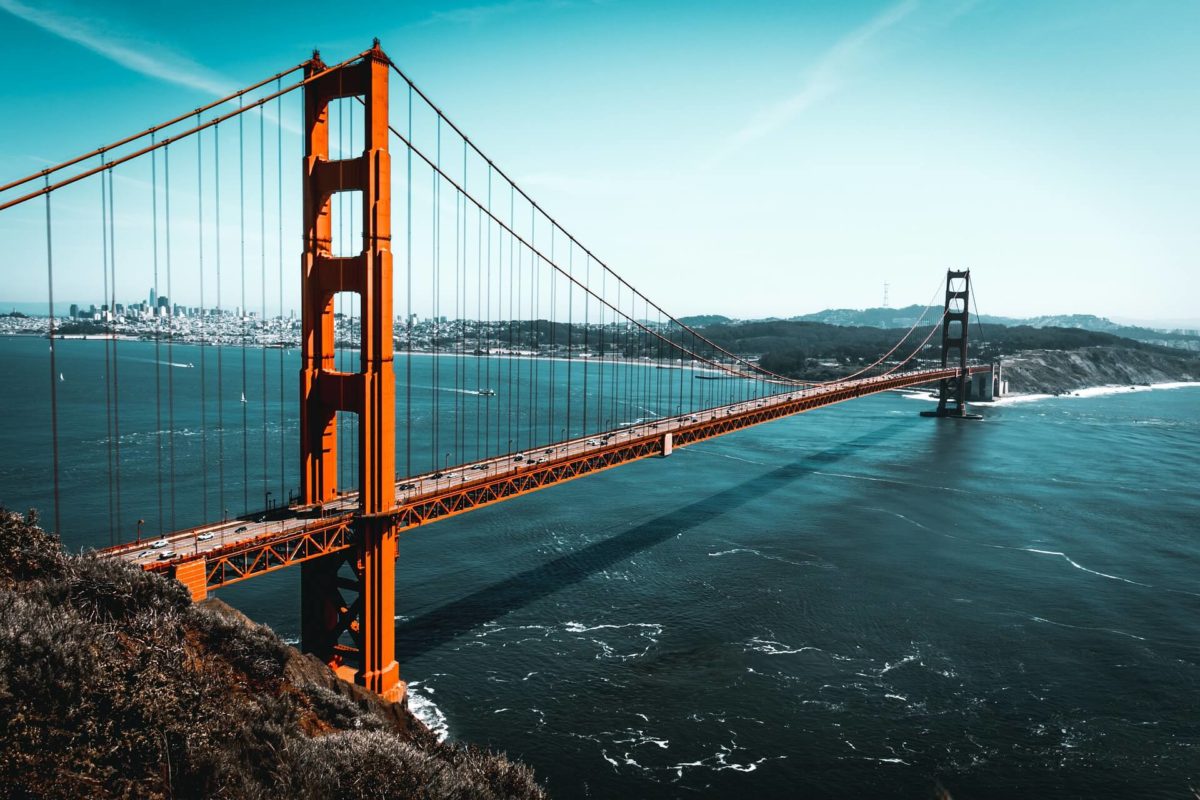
[1000, 346, 1200, 395]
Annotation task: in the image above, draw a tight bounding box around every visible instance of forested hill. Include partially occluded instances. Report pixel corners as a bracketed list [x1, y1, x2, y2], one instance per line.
[788, 307, 1200, 351]
[690, 318, 1200, 383]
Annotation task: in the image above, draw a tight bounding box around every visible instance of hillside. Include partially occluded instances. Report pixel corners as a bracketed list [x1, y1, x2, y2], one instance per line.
[997, 347, 1200, 395]
[684, 318, 1200, 393]
[787, 307, 1200, 351]
[0, 508, 545, 800]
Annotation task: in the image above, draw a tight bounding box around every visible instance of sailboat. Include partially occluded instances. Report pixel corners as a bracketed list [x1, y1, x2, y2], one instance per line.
[59, 372, 64, 382]
[240, 391, 247, 403]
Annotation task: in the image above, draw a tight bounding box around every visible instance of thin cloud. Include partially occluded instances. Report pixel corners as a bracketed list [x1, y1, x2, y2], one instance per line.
[420, 0, 593, 27]
[0, 0, 301, 137]
[705, 0, 919, 167]
[0, 0, 231, 96]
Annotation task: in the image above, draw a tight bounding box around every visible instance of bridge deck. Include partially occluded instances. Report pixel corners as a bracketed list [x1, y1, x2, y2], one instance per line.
[99, 365, 989, 592]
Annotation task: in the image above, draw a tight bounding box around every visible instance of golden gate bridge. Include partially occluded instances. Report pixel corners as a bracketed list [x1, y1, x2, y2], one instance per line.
[0, 42, 995, 705]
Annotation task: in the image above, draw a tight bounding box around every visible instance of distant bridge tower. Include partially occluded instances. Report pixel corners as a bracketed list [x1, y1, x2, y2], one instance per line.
[298, 43, 403, 703]
[921, 269, 981, 420]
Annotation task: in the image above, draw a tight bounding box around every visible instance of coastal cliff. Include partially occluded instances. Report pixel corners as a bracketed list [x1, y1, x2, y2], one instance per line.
[0, 509, 546, 800]
[999, 346, 1200, 395]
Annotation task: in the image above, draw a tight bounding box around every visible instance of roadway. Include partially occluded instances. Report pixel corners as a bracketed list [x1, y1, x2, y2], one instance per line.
[106, 366, 977, 571]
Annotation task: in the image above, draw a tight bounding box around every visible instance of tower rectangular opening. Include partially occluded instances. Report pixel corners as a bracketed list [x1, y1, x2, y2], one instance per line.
[326, 96, 366, 162]
[330, 190, 364, 258]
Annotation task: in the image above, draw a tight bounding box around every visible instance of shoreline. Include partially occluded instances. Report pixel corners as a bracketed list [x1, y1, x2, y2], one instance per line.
[901, 381, 1200, 406]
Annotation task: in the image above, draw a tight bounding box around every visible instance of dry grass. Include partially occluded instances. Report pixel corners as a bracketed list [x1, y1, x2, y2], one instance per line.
[0, 508, 546, 800]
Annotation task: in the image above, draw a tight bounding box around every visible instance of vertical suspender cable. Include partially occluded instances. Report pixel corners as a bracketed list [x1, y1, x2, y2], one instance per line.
[44, 177, 62, 536]
[691, 319, 700, 412]
[215, 122, 226, 522]
[349, 94, 358, 492]
[475, 190, 480, 460]
[239, 100, 249, 513]
[100, 155, 115, 545]
[549, 225, 556, 444]
[151, 138, 164, 535]
[507, 184, 514, 456]
[277, 82, 286, 502]
[485, 165, 493, 459]
[197, 116, 208, 522]
[260, 97, 268, 508]
[566, 240, 573, 441]
[454, 143, 461, 464]
[433, 119, 441, 473]
[530, 219, 537, 446]
[336, 96, 347, 493]
[165, 144, 177, 531]
[613, 281, 621, 425]
[405, 84, 413, 480]
[582, 254, 589, 436]
[108, 169, 123, 537]
[596, 269, 604, 431]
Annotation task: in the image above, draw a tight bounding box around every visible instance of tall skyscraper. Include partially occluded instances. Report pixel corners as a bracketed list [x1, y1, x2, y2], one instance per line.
[149, 287, 156, 308]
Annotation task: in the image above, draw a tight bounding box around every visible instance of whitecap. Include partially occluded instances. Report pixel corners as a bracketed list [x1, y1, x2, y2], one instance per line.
[1030, 615, 1146, 641]
[746, 636, 824, 656]
[879, 653, 919, 675]
[406, 681, 449, 741]
[1022, 548, 1150, 586]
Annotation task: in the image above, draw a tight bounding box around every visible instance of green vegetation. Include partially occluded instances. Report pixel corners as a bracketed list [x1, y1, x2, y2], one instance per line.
[0, 508, 546, 800]
[688, 319, 1198, 380]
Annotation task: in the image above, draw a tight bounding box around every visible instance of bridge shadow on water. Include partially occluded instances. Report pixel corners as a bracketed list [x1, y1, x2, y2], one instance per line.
[396, 420, 911, 660]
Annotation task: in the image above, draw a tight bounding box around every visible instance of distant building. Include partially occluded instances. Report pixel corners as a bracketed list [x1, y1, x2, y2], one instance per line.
[69, 303, 79, 318]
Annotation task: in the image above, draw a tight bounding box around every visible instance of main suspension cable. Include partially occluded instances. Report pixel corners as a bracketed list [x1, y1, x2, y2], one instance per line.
[0, 50, 370, 213]
[0, 62, 307, 196]
[385, 58, 810, 388]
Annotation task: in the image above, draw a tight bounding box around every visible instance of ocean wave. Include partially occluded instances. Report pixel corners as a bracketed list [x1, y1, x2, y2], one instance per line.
[745, 636, 825, 656]
[405, 680, 449, 742]
[562, 621, 663, 661]
[671, 746, 785, 778]
[1022, 548, 1150, 587]
[1030, 615, 1146, 641]
[813, 470, 976, 495]
[707, 547, 830, 569]
[878, 653, 919, 675]
[986, 381, 1200, 407]
[563, 621, 662, 634]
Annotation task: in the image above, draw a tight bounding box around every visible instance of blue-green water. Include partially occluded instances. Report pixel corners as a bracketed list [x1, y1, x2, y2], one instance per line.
[2, 336, 1198, 798]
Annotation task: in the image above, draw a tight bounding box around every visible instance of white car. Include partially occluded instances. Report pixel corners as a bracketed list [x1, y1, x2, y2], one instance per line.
[585, 439, 601, 446]
[158, 550, 176, 560]
[150, 539, 169, 548]
[198, 532, 215, 541]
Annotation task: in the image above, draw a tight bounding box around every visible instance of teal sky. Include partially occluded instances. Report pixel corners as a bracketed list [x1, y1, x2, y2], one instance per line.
[0, 0, 1196, 322]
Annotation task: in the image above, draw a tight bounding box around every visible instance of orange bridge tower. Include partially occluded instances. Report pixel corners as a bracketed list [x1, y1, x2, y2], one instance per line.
[298, 43, 403, 703]
[921, 269, 982, 421]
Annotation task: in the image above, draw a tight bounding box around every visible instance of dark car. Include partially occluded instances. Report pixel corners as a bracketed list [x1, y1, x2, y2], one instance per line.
[398, 483, 416, 490]
[432, 472, 445, 479]
[513, 455, 524, 461]
[235, 525, 248, 533]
